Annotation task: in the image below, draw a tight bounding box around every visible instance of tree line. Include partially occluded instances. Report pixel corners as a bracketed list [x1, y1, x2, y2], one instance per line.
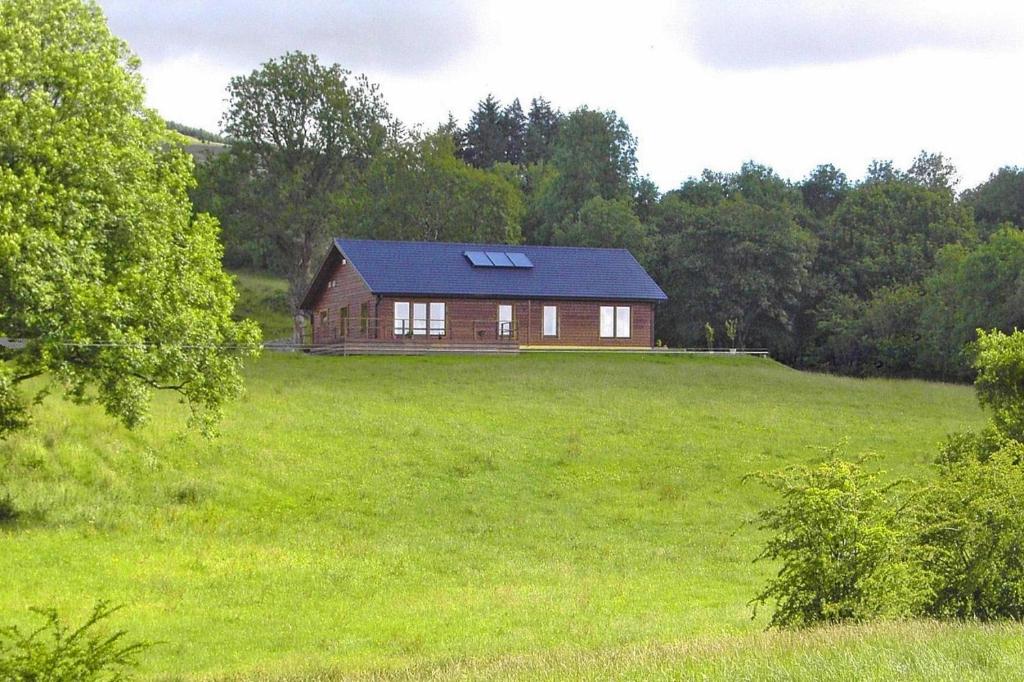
[194, 52, 1024, 378]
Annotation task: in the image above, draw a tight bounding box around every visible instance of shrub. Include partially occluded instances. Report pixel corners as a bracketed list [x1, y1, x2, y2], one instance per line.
[0, 601, 147, 681]
[0, 491, 18, 524]
[936, 425, 1008, 466]
[916, 442, 1024, 620]
[973, 328, 1024, 441]
[750, 454, 928, 628]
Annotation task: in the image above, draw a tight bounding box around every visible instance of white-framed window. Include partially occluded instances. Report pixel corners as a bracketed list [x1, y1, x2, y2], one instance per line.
[599, 306, 615, 338]
[600, 305, 631, 338]
[543, 305, 558, 337]
[394, 301, 445, 337]
[429, 302, 446, 335]
[498, 304, 513, 337]
[394, 302, 410, 335]
[412, 303, 428, 335]
[615, 306, 631, 338]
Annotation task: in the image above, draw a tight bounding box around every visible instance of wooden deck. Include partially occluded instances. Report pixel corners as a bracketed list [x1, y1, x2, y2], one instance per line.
[307, 339, 520, 356]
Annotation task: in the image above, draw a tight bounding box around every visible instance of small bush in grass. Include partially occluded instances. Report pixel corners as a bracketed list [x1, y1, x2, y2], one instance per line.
[0, 601, 147, 681]
[171, 480, 203, 505]
[0, 491, 18, 524]
[750, 453, 928, 628]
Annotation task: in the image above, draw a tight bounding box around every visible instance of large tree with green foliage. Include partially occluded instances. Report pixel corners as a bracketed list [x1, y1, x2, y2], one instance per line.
[212, 52, 393, 341]
[817, 167, 974, 300]
[654, 183, 814, 351]
[552, 197, 652, 260]
[800, 164, 850, 220]
[917, 229, 1024, 379]
[530, 107, 639, 244]
[0, 0, 259, 437]
[653, 165, 814, 353]
[341, 134, 523, 244]
[962, 166, 1024, 234]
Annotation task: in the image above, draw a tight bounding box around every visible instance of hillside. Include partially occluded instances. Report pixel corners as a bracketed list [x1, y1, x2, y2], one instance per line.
[1, 353, 1015, 679]
[230, 270, 293, 340]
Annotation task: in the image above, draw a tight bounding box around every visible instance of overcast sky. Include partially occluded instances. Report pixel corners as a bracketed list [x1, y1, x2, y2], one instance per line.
[100, 0, 1024, 191]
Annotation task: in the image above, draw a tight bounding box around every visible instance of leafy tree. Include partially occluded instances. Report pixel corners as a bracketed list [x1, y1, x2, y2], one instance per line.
[523, 97, 561, 165]
[906, 150, 958, 193]
[813, 285, 924, 377]
[0, 0, 259, 437]
[632, 176, 660, 224]
[461, 94, 506, 168]
[192, 150, 278, 271]
[917, 230, 1024, 379]
[342, 134, 523, 244]
[653, 168, 814, 353]
[215, 51, 393, 341]
[532, 107, 638, 243]
[962, 166, 1024, 234]
[436, 112, 467, 159]
[800, 164, 850, 220]
[552, 197, 652, 260]
[817, 172, 975, 300]
[520, 161, 559, 245]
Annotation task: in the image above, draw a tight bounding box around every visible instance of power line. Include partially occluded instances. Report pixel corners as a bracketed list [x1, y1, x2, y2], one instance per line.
[1, 337, 275, 351]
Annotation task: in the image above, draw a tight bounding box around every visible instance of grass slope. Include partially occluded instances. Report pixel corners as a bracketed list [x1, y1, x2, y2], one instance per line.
[230, 270, 292, 341]
[0, 353, 1004, 679]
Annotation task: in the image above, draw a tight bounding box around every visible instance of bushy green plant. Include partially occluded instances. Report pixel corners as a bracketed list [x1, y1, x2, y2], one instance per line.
[0, 490, 18, 524]
[750, 453, 928, 628]
[916, 442, 1024, 620]
[753, 328, 1024, 628]
[973, 328, 1024, 441]
[0, 601, 146, 681]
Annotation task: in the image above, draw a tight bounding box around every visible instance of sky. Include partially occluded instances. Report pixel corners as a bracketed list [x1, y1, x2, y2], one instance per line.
[100, 0, 1024, 192]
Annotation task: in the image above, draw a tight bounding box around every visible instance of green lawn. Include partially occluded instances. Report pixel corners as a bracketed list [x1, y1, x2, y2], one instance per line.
[0, 352, 1013, 680]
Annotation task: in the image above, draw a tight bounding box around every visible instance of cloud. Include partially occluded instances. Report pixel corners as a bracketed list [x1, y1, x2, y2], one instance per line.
[682, 0, 1022, 70]
[100, 0, 479, 75]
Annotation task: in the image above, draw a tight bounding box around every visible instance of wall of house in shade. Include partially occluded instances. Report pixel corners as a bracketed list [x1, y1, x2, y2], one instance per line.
[306, 256, 657, 348]
[306, 254, 375, 345]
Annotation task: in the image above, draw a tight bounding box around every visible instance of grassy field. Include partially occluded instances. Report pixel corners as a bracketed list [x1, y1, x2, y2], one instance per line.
[0, 351, 1014, 680]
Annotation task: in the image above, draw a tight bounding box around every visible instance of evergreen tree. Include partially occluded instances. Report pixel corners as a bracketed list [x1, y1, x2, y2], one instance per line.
[502, 98, 527, 165]
[462, 94, 506, 168]
[524, 97, 561, 164]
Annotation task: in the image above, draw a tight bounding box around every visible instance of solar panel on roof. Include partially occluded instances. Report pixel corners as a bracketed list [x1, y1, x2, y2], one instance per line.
[485, 251, 514, 267]
[506, 252, 533, 268]
[464, 251, 492, 267]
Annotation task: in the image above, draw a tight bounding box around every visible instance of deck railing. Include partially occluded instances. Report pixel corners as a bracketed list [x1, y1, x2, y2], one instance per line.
[311, 317, 520, 345]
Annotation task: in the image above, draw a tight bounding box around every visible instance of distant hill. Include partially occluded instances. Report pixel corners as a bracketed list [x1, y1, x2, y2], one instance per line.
[167, 120, 230, 164]
[166, 120, 228, 144]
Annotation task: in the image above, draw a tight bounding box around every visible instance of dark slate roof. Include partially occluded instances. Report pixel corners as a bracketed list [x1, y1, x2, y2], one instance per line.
[301, 238, 667, 308]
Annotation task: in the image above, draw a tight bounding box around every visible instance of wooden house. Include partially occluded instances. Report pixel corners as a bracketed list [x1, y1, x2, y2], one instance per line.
[298, 239, 667, 352]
